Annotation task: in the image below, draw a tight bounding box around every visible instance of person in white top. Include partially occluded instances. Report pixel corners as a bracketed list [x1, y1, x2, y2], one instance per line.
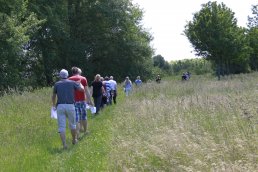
[109, 76, 117, 104]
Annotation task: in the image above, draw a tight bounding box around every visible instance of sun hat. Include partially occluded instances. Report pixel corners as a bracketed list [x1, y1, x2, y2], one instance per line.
[59, 69, 69, 79]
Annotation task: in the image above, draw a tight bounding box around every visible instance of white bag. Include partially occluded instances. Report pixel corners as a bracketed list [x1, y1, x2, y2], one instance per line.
[85, 103, 91, 110]
[51, 107, 57, 119]
[90, 106, 96, 114]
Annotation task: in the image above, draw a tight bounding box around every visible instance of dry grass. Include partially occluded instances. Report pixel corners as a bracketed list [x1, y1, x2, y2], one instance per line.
[109, 73, 258, 171]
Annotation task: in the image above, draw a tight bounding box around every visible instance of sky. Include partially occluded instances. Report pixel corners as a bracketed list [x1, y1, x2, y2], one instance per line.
[132, 0, 257, 61]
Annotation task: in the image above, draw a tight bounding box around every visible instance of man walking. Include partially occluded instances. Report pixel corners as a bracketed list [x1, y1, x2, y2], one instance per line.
[69, 67, 93, 139]
[109, 76, 117, 104]
[52, 69, 84, 149]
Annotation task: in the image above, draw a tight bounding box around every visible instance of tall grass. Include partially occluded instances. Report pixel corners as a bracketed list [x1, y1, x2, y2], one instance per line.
[109, 73, 258, 171]
[0, 87, 116, 171]
[0, 73, 257, 171]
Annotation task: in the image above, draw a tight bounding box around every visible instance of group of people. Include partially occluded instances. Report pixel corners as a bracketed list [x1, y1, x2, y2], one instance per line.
[182, 72, 191, 81]
[52, 69, 162, 149]
[91, 74, 117, 114]
[121, 75, 144, 96]
[52, 67, 118, 149]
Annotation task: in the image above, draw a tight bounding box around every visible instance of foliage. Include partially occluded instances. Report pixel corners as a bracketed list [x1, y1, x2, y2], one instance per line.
[0, 0, 43, 93]
[184, 1, 250, 79]
[171, 58, 213, 75]
[0, 0, 154, 94]
[247, 4, 258, 71]
[27, 0, 154, 84]
[153, 55, 170, 70]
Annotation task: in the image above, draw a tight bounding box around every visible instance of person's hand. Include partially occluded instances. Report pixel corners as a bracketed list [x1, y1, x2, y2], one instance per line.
[88, 101, 93, 106]
[52, 106, 57, 111]
[76, 79, 81, 83]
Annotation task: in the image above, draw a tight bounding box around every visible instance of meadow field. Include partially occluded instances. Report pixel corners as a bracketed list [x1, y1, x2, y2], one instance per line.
[0, 73, 257, 171]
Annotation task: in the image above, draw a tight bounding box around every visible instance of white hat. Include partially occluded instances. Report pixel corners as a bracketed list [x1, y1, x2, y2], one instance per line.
[59, 69, 68, 79]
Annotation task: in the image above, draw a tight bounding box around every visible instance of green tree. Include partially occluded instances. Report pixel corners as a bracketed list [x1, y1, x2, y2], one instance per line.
[153, 54, 171, 73]
[247, 4, 258, 71]
[28, 0, 70, 85]
[68, 0, 154, 81]
[28, 0, 153, 83]
[0, 0, 43, 92]
[171, 58, 212, 75]
[184, 1, 250, 79]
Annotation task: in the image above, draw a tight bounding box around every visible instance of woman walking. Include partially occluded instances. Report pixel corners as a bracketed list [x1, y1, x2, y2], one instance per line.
[91, 74, 103, 114]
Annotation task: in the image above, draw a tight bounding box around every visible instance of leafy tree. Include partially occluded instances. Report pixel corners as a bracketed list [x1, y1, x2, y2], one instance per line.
[28, 0, 70, 85]
[0, 0, 43, 92]
[247, 4, 258, 70]
[184, 1, 250, 79]
[67, 0, 154, 81]
[28, 0, 153, 83]
[171, 58, 212, 75]
[153, 54, 171, 73]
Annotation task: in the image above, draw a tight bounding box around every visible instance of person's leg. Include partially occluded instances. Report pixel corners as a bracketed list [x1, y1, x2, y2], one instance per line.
[81, 102, 88, 133]
[57, 104, 67, 149]
[113, 90, 117, 104]
[76, 122, 80, 139]
[66, 104, 77, 144]
[71, 129, 77, 144]
[74, 102, 81, 139]
[96, 95, 102, 113]
[59, 132, 67, 149]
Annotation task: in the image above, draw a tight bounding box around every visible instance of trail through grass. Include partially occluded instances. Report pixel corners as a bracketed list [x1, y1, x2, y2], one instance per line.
[0, 73, 258, 171]
[0, 88, 122, 171]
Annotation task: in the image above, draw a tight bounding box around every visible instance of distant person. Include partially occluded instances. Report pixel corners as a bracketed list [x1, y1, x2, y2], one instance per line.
[100, 76, 107, 108]
[182, 73, 187, 80]
[91, 74, 103, 114]
[156, 75, 161, 83]
[182, 72, 191, 81]
[109, 76, 117, 104]
[52, 69, 84, 149]
[103, 76, 112, 105]
[186, 71, 191, 80]
[123, 76, 132, 96]
[135, 76, 142, 86]
[69, 67, 93, 139]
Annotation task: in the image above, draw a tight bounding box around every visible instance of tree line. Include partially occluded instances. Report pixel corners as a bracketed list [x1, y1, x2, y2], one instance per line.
[184, 2, 258, 80]
[0, 0, 154, 94]
[0, 1, 257, 94]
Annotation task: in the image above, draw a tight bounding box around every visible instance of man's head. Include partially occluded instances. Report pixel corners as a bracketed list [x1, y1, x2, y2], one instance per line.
[71, 67, 81, 75]
[59, 69, 69, 79]
[105, 76, 109, 81]
[110, 76, 113, 80]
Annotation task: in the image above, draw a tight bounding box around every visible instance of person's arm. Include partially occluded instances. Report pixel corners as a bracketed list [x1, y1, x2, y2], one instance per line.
[74, 80, 84, 92]
[52, 93, 57, 108]
[85, 86, 93, 105]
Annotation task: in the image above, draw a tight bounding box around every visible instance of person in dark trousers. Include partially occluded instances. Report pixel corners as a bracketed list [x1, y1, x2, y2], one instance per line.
[91, 74, 103, 114]
[109, 76, 117, 104]
[156, 75, 161, 83]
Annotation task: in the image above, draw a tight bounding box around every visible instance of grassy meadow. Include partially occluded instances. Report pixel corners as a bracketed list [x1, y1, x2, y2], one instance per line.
[0, 73, 257, 171]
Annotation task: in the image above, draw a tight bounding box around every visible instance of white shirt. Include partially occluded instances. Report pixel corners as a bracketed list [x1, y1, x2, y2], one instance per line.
[109, 79, 117, 90]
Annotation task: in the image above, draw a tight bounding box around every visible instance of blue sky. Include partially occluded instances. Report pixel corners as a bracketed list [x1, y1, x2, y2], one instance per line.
[132, 0, 257, 61]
